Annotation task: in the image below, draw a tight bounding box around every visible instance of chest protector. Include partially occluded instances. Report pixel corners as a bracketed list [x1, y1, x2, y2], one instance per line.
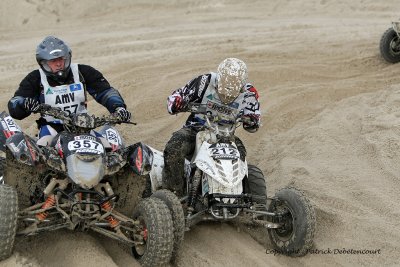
[39, 63, 87, 123]
[195, 73, 246, 126]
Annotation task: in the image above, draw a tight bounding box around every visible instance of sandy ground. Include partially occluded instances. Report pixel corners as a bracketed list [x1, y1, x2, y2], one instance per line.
[1, 0, 400, 266]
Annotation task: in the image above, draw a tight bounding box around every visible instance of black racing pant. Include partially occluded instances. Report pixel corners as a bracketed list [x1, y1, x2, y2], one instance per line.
[163, 127, 246, 196]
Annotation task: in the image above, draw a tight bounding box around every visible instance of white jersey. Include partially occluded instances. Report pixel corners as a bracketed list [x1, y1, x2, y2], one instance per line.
[39, 63, 87, 122]
[196, 73, 247, 126]
[167, 72, 261, 130]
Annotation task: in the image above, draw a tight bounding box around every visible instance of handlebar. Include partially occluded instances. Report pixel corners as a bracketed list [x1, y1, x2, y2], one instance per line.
[183, 103, 251, 125]
[183, 103, 208, 114]
[36, 104, 135, 131]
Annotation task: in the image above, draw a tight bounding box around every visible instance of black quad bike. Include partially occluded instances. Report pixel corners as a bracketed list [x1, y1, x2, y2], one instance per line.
[0, 105, 182, 267]
[380, 21, 400, 63]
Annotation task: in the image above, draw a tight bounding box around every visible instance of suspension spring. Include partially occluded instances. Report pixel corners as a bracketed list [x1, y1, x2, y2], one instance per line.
[101, 201, 119, 228]
[36, 194, 56, 221]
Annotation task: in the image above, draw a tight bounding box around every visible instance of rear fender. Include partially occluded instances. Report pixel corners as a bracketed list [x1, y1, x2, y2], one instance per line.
[128, 142, 155, 176]
[127, 142, 166, 192]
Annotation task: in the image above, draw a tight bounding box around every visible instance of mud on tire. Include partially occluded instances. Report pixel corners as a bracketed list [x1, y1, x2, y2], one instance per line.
[151, 189, 185, 261]
[132, 197, 174, 267]
[268, 187, 315, 256]
[0, 184, 18, 261]
[380, 27, 400, 63]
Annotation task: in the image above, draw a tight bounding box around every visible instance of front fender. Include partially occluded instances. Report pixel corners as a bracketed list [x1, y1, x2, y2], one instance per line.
[193, 142, 247, 188]
[0, 111, 22, 152]
[6, 132, 41, 166]
[192, 141, 217, 177]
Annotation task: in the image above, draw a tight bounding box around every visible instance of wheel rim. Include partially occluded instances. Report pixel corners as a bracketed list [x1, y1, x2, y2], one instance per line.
[271, 201, 295, 241]
[389, 36, 400, 55]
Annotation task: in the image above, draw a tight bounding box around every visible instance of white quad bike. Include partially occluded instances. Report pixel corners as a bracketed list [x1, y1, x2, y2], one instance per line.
[380, 21, 400, 63]
[130, 103, 316, 256]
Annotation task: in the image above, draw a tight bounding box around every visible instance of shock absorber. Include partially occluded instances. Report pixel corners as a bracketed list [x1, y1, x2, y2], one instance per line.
[101, 201, 119, 228]
[188, 169, 202, 215]
[36, 178, 69, 221]
[36, 194, 56, 221]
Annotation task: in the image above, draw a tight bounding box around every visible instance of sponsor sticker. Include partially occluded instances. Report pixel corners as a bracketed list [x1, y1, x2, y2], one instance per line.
[69, 83, 82, 92]
[206, 100, 235, 115]
[46, 88, 54, 95]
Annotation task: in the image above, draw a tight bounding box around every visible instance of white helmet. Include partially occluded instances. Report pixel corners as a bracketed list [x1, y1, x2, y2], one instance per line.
[216, 58, 248, 104]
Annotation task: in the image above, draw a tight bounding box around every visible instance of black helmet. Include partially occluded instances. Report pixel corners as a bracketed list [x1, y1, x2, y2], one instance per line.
[36, 36, 72, 82]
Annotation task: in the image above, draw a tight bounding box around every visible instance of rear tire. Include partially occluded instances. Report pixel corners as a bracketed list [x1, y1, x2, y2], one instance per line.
[268, 187, 315, 256]
[141, 175, 152, 198]
[151, 189, 185, 261]
[0, 184, 18, 261]
[131, 197, 174, 267]
[380, 27, 400, 63]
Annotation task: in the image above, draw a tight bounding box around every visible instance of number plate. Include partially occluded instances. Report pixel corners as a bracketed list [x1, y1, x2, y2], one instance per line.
[105, 128, 122, 146]
[68, 137, 104, 154]
[209, 144, 240, 160]
[2, 116, 21, 132]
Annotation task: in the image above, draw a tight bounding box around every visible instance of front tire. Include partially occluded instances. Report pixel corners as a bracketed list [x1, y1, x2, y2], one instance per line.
[131, 197, 174, 267]
[244, 165, 267, 204]
[0, 184, 18, 261]
[268, 187, 315, 257]
[380, 27, 400, 63]
[151, 189, 185, 261]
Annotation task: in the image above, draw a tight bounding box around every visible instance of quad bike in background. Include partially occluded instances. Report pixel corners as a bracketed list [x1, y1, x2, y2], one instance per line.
[380, 21, 400, 63]
[0, 104, 178, 267]
[0, 156, 4, 184]
[130, 103, 316, 256]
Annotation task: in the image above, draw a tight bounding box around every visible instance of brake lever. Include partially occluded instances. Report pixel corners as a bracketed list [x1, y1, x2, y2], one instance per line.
[240, 116, 256, 126]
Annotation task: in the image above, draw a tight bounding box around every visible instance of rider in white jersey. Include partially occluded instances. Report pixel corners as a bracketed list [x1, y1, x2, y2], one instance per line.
[164, 58, 261, 196]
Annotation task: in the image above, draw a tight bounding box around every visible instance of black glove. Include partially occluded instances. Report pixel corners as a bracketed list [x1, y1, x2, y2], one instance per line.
[114, 107, 131, 122]
[242, 114, 259, 132]
[23, 98, 40, 113]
